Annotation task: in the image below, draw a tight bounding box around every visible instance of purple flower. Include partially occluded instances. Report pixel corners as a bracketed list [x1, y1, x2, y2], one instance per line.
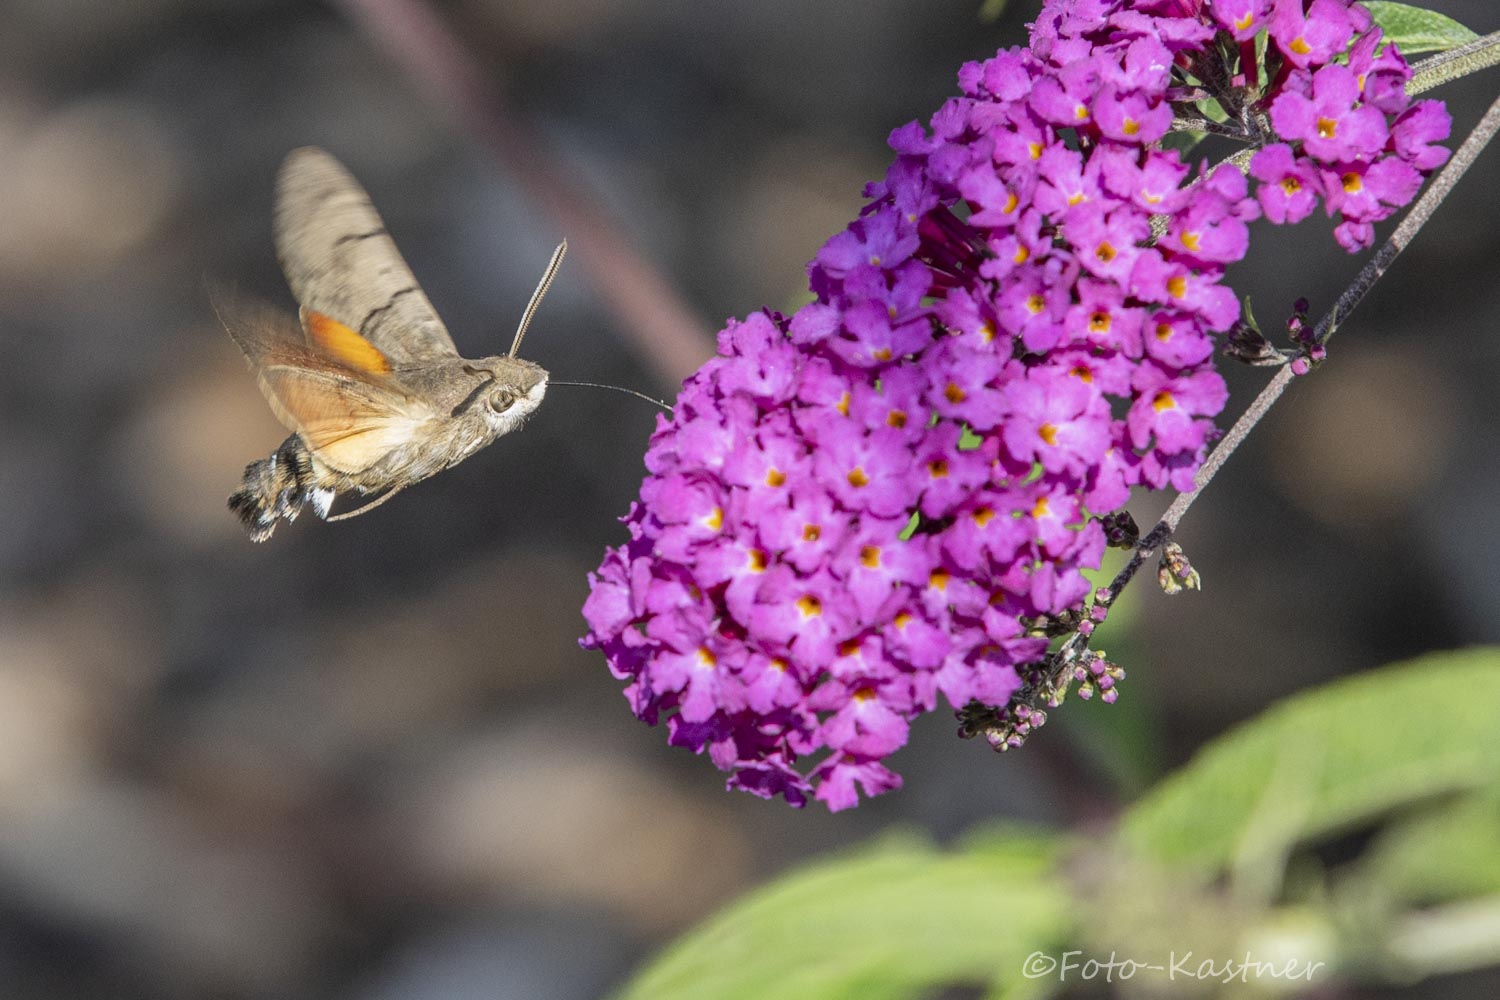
[1250, 143, 1323, 224]
[1392, 101, 1454, 172]
[1268, 0, 1359, 69]
[1128, 366, 1226, 450]
[1212, 0, 1271, 41]
[1001, 367, 1112, 478]
[582, 0, 1447, 810]
[1270, 64, 1390, 164]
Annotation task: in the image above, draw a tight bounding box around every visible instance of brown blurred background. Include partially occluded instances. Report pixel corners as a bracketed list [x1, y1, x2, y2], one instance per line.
[0, 1, 1496, 997]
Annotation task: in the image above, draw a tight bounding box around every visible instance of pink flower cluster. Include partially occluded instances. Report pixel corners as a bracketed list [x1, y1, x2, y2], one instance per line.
[1242, 0, 1451, 248]
[582, 0, 1448, 809]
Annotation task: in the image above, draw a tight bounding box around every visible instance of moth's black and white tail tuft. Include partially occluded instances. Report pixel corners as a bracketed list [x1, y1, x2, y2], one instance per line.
[228, 435, 327, 542]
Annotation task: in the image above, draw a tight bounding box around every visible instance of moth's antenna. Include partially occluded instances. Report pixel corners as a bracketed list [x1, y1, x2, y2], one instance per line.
[510, 240, 567, 357]
[551, 380, 672, 412]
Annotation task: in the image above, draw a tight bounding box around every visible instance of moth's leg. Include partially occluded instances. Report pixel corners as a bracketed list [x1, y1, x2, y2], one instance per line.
[324, 487, 404, 522]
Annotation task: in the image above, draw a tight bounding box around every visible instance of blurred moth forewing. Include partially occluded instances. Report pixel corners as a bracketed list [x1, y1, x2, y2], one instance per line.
[218, 147, 563, 541]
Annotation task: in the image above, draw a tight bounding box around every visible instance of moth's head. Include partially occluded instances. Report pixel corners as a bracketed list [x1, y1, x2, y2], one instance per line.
[466, 356, 548, 435]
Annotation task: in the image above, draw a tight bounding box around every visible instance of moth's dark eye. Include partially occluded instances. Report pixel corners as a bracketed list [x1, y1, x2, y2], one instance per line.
[487, 389, 517, 413]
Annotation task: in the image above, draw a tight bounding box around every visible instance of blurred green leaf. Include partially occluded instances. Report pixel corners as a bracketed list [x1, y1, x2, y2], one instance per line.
[978, 0, 1012, 25]
[1357, 789, 1500, 906]
[612, 829, 1073, 1000]
[1118, 648, 1500, 873]
[1364, 2, 1479, 54]
[1069, 547, 1164, 794]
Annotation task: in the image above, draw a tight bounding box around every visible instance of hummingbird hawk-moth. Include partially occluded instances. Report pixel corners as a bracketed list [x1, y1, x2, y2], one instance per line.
[219, 147, 566, 542]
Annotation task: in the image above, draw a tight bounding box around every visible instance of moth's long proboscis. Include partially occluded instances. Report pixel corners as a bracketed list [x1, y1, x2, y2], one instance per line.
[550, 380, 672, 412]
[510, 240, 568, 357]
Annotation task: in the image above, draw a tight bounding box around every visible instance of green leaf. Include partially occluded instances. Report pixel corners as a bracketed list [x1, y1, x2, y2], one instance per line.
[1161, 130, 1207, 157]
[1363, 2, 1479, 55]
[1356, 789, 1500, 906]
[1118, 647, 1500, 874]
[612, 830, 1074, 1000]
[978, 0, 1012, 25]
